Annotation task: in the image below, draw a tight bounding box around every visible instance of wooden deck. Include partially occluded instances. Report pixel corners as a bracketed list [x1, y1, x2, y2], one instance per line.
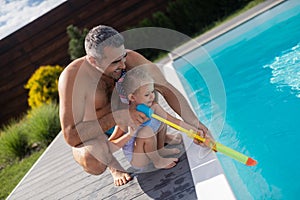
[8, 132, 197, 200]
[7, 95, 197, 200]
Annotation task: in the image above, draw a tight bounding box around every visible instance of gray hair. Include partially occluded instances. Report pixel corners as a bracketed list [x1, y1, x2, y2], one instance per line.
[84, 25, 124, 60]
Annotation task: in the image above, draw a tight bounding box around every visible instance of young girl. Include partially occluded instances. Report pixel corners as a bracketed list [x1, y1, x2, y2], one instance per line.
[109, 68, 201, 170]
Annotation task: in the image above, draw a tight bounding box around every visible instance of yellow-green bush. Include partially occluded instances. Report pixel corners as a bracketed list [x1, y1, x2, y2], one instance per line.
[25, 65, 63, 109]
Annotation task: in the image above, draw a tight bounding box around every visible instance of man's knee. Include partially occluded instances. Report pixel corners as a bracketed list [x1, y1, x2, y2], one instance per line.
[82, 152, 107, 175]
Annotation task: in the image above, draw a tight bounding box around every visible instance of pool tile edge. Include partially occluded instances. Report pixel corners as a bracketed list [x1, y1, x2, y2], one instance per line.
[161, 61, 236, 200]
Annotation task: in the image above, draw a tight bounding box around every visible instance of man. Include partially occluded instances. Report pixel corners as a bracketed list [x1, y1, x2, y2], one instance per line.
[58, 25, 208, 186]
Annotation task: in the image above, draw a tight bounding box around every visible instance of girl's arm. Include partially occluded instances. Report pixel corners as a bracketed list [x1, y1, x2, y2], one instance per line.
[152, 103, 204, 135]
[108, 125, 135, 149]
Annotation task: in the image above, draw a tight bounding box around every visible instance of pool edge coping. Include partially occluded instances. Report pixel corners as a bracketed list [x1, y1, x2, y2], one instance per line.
[167, 0, 286, 61]
[157, 0, 286, 199]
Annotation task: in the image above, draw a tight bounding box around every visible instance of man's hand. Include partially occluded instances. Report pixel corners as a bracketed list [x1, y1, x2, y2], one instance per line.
[128, 106, 149, 128]
[192, 122, 213, 146]
[113, 107, 148, 128]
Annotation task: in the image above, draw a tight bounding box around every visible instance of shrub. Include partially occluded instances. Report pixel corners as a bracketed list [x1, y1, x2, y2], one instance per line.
[67, 24, 89, 60]
[132, 0, 253, 60]
[24, 65, 63, 109]
[0, 103, 60, 167]
[25, 102, 60, 147]
[0, 122, 29, 163]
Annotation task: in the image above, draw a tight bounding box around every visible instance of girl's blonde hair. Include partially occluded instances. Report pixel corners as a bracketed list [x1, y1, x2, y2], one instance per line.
[122, 67, 154, 96]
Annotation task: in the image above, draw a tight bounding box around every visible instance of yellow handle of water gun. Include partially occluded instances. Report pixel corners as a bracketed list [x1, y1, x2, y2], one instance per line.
[151, 113, 257, 166]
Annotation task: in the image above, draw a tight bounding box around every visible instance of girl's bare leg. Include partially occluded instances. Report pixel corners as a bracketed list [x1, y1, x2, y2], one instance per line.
[165, 132, 183, 145]
[156, 124, 181, 156]
[157, 123, 167, 149]
[131, 127, 178, 169]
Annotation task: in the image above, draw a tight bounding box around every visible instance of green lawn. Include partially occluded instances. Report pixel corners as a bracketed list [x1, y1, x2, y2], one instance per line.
[0, 150, 45, 199]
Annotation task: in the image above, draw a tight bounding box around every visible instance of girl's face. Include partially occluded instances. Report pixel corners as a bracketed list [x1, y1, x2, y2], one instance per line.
[130, 83, 155, 107]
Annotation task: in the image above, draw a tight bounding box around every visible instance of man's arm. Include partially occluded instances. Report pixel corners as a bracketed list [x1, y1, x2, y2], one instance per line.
[153, 103, 205, 135]
[156, 78, 208, 132]
[58, 64, 140, 147]
[58, 65, 119, 147]
[125, 50, 208, 135]
[59, 65, 98, 146]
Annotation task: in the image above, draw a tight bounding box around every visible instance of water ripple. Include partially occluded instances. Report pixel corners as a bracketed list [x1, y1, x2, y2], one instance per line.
[263, 43, 300, 98]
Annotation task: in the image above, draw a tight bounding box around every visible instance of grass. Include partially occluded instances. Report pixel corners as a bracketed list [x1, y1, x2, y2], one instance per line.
[0, 102, 60, 199]
[201, 0, 265, 33]
[0, 103, 60, 168]
[0, 149, 45, 199]
[25, 102, 60, 147]
[0, 122, 29, 164]
[153, 0, 266, 62]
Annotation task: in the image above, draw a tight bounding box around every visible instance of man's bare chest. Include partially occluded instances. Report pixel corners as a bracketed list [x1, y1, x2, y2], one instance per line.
[94, 80, 115, 107]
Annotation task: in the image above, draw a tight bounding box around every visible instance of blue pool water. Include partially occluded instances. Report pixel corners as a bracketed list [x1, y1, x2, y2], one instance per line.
[173, 1, 300, 199]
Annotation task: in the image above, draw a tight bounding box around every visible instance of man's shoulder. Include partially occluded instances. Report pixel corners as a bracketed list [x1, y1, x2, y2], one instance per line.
[59, 57, 87, 87]
[61, 57, 86, 77]
[66, 57, 85, 71]
[125, 50, 152, 69]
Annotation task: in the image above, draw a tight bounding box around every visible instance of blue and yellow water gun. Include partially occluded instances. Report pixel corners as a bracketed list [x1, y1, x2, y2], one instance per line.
[137, 104, 257, 166]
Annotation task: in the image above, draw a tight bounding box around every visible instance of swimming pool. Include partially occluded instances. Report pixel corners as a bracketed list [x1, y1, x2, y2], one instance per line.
[173, 1, 300, 199]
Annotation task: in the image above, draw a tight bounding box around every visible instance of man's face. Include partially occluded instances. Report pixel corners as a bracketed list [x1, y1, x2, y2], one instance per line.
[96, 45, 127, 80]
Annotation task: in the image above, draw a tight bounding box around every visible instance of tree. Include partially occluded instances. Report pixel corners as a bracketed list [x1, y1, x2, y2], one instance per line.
[66, 25, 89, 60]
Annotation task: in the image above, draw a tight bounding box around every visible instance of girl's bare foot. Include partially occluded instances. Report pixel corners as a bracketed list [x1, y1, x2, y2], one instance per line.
[153, 157, 179, 169]
[165, 133, 182, 145]
[159, 147, 181, 156]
